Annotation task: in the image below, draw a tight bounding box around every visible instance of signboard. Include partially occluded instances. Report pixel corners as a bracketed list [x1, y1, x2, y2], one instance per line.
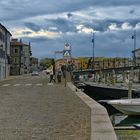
[63, 42, 71, 60]
[63, 50, 71, 57]
[64, 43, 71, 51]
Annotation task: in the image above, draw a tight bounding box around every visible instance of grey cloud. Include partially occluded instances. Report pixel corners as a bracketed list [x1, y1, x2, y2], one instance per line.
[23, 36, 52, 43]
[129, 9, 135, 14]
[1, 0, 140, 22]
[19, 28, 140, 59]
[45, 18, 77, 33]
[24, 22, 41, 31]
[1, 0, 140, 59]
[22, 31, 32, 35]
[83, 19, 140, 32]
[67, 13, 73, 18]
[94, 30, 137, 57]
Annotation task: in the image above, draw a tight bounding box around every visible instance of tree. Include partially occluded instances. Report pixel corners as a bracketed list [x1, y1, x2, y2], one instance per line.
[40, 58, 53, 69]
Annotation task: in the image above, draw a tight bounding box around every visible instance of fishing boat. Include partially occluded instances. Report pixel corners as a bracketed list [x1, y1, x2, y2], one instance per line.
[107, 98, 140, 115]
[76, 81, 140, 101]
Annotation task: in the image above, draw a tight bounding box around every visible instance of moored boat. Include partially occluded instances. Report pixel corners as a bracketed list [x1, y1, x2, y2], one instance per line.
[133, 124, 140, 130]
[107, 98, 140, 115]
[76, 81, 140, 101]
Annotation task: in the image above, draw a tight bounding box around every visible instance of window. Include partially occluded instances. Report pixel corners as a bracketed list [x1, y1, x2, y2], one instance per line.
[15, 48, 18, 54]
[14, 58, 19, 63]
[0, 32, 5, 42]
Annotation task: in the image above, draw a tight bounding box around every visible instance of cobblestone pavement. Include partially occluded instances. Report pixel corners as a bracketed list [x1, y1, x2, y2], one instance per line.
[0, 73, 91, 140]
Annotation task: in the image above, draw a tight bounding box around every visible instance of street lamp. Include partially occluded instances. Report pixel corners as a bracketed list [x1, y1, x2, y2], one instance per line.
[132, 30, 136, 66]
[92, 33, 95, 70]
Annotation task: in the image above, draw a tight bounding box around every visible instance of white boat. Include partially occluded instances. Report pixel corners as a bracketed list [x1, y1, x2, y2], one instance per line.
[107, 98, 140, 115]
[133, 124, 140, 130]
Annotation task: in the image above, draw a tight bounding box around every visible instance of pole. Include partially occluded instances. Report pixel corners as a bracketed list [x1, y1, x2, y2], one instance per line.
[54, 52, 56, 82]
[92, 33, 94, 70]
[132, 30, 136, 66]
[128, 67, 133, 99]
[133, 30, 136, 66]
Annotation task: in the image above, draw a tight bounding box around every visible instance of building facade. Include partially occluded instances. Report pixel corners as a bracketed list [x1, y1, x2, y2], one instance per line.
[10, 39, 32, 75]
[93, 57, 132, 70]
[56, 57, 132, 71]
[0, 24, 12, 80]
[133, 48, 140, 66]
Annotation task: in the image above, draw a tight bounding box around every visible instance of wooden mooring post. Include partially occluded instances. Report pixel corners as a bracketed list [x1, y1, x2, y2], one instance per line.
[128, 67, 134, 98]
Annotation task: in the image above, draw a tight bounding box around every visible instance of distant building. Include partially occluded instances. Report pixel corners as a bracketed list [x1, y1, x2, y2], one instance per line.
[55, 58, 81, 70]
[93, 57, 132, 70]
[30, 57, 39, 72]
[56, 57, 132, 71]
[10, 39, 32, 75]
[133, 48, 140, 66]
[0, 24, 12, 80]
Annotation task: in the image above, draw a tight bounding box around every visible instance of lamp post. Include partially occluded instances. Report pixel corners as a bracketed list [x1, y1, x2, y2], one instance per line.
[132, 30, 136, 66]
[92, 33, 95, 70]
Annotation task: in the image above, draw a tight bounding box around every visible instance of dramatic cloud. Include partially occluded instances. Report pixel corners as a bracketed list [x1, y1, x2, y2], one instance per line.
[24, 23, 41, 32]
[11, 27, 60, 39]
[1, 0, 140, 58]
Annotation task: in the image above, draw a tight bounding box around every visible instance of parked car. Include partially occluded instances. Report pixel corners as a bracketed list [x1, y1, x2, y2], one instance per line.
[31, 71, 39, 76]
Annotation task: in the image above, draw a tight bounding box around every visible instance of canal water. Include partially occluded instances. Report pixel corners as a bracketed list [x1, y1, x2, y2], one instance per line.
[113, 115, 140, 140]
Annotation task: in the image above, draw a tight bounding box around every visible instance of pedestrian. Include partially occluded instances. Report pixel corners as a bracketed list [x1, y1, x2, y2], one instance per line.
[49, 65, 55, 83]
[57, 68, 62, 83]
[61, 65, 66, 78]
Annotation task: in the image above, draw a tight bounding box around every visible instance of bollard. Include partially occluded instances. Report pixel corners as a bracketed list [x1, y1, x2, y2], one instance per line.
[112, 69, 116, 86]
[104, 73, 107, 84]
[128, 67, 134, 98]
[128, 81, 132, 99]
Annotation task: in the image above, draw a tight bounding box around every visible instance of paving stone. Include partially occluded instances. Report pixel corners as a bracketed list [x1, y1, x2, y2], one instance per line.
[0, 76, 91, 140]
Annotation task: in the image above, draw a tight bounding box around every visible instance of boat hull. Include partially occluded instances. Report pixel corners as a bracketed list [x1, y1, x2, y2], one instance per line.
[133, 124, 140, 130]
[111, 104, 140, 115]
[77, 83, 140, 101]
[108, 99, 140, 115]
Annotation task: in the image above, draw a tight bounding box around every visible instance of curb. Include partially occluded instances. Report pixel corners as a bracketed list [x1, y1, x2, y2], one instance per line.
[67, 82, 118, 140]
[0, 76, 22, 82]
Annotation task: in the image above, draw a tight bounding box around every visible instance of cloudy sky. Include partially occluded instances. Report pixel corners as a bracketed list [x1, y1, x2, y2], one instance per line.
[1, 0, 140, 59]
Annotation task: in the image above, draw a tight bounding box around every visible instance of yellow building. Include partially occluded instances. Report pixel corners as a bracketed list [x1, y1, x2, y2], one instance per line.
[56, 57, 131, 71]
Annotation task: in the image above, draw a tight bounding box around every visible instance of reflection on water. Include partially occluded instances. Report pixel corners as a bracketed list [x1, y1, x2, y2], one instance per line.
[114, 115, 140, 126]
[110, 114, 127, 126]
[114, 116, 140, 140]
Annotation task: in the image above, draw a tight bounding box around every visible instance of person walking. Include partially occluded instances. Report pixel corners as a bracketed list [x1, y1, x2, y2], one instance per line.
[49, 65, 55, 83]
[61, 65, 66, 78]
[57, 68, 62, 83]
